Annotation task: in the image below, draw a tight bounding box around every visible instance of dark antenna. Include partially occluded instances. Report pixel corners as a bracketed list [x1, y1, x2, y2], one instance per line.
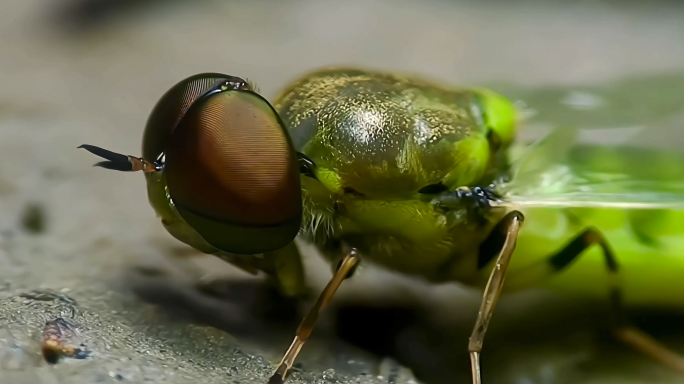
[79, 144, 161, 172]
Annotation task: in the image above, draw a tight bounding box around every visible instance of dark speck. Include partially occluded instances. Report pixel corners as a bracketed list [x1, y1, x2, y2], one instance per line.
[132, 265, 165, 277]
[50, 0, 168, 32]
[20, 203, 47, 234]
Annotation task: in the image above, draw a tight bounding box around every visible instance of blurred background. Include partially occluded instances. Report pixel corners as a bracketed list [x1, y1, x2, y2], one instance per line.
[2, 1, 684, 383]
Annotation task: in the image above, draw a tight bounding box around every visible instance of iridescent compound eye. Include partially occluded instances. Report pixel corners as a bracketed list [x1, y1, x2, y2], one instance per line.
[80, 72, 302, 254]
[163, 86, 302, 254]
[142, 73, 250, 163]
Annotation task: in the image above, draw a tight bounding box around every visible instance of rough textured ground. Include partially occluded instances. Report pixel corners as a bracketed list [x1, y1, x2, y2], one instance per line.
[2, 1, 684, 383]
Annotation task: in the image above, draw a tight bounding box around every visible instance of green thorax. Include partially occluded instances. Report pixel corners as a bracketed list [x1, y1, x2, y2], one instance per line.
[274, 68, 515, 195]
[274, 68, 516, 281]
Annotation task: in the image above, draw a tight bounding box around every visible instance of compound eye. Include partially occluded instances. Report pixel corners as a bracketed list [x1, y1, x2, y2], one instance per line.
[143, 74, 233, 162]
[164, 90, 302, 254]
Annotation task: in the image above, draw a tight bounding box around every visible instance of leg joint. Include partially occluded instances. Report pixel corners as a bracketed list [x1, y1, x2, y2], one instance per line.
[549, 227, 619, 272]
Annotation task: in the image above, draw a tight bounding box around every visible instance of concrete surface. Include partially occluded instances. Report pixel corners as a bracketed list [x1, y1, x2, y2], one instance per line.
[2, 0, 684, 383]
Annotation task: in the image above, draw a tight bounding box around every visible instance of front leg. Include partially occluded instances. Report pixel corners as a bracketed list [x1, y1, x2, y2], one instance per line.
[181, 241, 310, 327]
[263, 241, 310, 299]
[269, 248, 361, 384]
[200, 241, 310, 300]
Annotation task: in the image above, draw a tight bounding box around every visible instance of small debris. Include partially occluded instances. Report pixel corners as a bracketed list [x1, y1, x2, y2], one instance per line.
[20, 289, 77, 306]
[41, 318, 90, 364]
[109, 371, 125, 380]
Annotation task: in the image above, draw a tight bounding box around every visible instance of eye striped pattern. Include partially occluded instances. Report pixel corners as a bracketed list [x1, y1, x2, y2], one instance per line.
[165, 91, 301, 227]
[199, 92, 291, 199]
[143, 74, 226, 162]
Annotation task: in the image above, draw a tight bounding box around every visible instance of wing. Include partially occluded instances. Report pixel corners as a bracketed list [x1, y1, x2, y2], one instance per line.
[490, 88, 684, 211]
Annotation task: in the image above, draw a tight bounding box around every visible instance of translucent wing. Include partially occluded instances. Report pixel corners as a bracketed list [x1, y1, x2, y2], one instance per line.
[494, 128, 684, 210]
[488, 73, 684, 211]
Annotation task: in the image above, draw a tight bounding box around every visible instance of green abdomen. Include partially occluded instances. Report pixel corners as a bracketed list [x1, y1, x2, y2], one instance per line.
[513, 206, 684, 308]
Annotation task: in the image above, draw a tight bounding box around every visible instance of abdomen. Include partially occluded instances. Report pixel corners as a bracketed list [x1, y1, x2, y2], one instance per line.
[511, 206, 684, 309]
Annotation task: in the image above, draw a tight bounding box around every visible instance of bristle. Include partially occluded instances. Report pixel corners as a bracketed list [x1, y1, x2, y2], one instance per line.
[301, 192, 334, 242]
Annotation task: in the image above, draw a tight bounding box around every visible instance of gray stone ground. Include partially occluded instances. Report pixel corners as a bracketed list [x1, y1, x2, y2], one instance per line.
[2, 1, 684, 383]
